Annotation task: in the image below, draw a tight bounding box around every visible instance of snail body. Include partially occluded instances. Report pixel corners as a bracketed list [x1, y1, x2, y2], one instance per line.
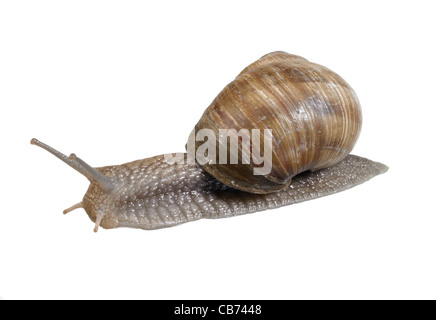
[31, 52, 387, 232]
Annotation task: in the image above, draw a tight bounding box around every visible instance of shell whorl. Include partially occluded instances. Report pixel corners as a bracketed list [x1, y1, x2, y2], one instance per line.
[194, 51, 362, 193]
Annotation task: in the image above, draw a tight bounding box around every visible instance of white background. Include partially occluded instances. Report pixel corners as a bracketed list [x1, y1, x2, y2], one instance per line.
[1, 0, 435, 300]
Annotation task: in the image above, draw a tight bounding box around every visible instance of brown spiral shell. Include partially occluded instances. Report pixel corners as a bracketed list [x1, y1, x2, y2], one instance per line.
[193, 51, 362, 193]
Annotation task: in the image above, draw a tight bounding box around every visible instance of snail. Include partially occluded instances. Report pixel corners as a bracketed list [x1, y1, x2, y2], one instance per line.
[31, 51, 388, 232]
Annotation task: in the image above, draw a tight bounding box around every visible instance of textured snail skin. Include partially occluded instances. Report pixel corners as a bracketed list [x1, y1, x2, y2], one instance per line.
[31, 137, 387, 231]
[195, 52, 362, 193]
[82, 154, 387, 230]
